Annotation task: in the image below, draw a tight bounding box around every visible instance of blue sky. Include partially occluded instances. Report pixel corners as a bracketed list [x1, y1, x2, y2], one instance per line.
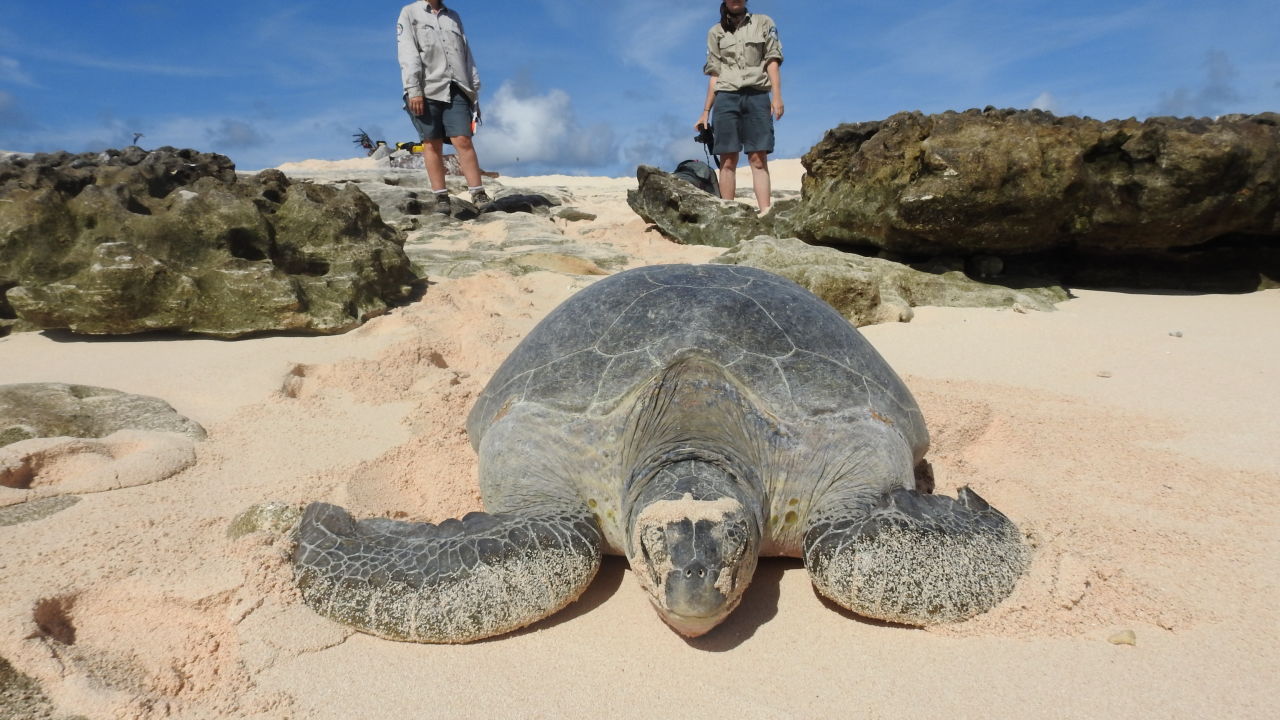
[2, 1, 1277, 176]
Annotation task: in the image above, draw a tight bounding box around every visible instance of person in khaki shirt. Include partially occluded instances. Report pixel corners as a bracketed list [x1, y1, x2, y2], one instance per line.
[696, 0, 784, 213]
[397, 0, 490, 213]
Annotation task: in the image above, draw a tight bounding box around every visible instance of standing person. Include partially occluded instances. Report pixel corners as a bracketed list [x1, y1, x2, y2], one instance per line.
[696, 0, 784, 214]
[397, 0, 491, 214]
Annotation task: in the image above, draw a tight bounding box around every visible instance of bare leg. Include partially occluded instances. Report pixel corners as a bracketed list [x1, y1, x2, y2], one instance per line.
[450, 135, 484, 189]
[748, 151, 771, 214]
[420, 139, 448, 193]
[718, 152, 739, 202]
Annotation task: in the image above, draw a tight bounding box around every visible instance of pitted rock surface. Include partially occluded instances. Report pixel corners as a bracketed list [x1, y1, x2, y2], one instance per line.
[627, 165, 768, 248]
[264, 166, 611, 279]
[777, 109, 1280, 290]
[716, 235, 1069, 326]
[0, 383, 205, 448]
[0, 147, 416, 337]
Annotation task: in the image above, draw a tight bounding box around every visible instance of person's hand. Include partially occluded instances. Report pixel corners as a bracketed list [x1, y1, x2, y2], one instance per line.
[408, 96, 426, 116]
[771, 98, 785, 121]
[695, 112, 710, 131]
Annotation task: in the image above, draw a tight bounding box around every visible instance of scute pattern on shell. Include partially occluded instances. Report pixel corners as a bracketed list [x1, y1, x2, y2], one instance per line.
[467, 264, 927, 457]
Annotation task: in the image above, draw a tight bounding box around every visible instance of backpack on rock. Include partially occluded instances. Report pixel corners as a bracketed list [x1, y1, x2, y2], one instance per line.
[672, 159, 720, 197]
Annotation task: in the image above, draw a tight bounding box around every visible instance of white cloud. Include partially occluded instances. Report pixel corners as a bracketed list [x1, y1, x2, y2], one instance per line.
[878, 4, 1155, 84]
[537, 0, 579, 30]
[1030, 91, 1060, 113]
[0, 111, 261, 164]
[1, 56, 35, 86]
[0, 90, 36, 134]
[621, 114, 706, 172]
[1156, 49, 1243, 117]
[250, 7, 385, 87]
[1197, 50, 1243, 109]
[614, 3, 706, 80]
[207, 119, 270, 150]
[9, 47, 223, 78]
[479, 80, 616, 173]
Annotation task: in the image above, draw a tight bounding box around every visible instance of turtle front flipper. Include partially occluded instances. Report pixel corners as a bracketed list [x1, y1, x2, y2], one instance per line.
[293, 501, 602, 643]
[803, 487, 1029, 626]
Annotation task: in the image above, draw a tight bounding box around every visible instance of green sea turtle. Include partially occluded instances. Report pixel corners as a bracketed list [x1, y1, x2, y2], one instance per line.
[293, 264, 1028, 642]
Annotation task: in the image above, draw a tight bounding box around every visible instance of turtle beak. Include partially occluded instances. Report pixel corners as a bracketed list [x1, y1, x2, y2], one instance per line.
[661, 608, 734, 638]
[633, 514, 756, 637]
[662, 546, 735, 629]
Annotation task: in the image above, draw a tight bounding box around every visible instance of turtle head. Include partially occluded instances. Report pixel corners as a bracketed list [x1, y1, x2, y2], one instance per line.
[627, 462, 761, 637]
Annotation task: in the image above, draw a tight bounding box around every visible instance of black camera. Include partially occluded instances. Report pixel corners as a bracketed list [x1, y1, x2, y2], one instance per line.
[694, 124, 715, 146]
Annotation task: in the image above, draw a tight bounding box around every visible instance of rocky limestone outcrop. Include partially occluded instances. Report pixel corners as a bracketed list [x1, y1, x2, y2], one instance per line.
[716, 236, 1068, 326]
[277, 168, 488, 228]
[0, 383, 205, 448]
[778, 109, 1279, 290]
[627, 165, 767, 247]
[0, 147, 416, 337]
[267, 165, 595, 233]
[275, 166, 624, 279]
[406, 205, 627, 279]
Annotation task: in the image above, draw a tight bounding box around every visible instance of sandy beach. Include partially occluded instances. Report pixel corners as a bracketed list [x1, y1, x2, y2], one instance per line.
[2, 159, 1278, 719]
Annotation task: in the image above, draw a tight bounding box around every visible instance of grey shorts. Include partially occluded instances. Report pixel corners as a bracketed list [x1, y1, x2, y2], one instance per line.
[711, 89, 774, 155]
[405, 84, 474, 141]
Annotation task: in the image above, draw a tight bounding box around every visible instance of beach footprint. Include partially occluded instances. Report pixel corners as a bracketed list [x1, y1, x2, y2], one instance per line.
[15, 580, 279, 719]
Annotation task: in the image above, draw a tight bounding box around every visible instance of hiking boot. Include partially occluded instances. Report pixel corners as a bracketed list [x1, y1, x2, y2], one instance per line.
[434, 193, 452, 215]
[471, 189, 492, 209]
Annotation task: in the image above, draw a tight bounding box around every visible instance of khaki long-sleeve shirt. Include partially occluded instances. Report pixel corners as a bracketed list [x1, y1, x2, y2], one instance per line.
[703, 13, 784, 92]
[397, 1, 481, 103]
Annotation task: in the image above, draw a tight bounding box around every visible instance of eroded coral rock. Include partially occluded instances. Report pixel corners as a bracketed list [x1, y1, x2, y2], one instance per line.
[716, 236, 1068, 326]
[0, 383, 205, 448]
[627, 165, 767, 248]
[790, 110, 1280, 254]
[0, 147, 416, 337]
[782, 110, 1280, 290]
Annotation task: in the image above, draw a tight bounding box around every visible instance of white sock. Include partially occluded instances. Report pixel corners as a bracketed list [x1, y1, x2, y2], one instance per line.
[469, 186, 484, 194]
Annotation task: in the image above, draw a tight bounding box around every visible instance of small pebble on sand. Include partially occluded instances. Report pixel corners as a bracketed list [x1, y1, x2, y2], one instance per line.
[1108, 629, 1137, 646]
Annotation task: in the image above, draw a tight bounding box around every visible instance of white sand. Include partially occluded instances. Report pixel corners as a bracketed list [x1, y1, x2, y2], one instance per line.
[1, 160, 1277, 719]
[507, 157, 806, 194]
[274, 157, 384, 173]
[272, 157, 805, 194]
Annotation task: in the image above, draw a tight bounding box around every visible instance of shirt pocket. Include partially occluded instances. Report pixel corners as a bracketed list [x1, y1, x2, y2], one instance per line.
[445, 27, 465, 57]
[416, 25, 443, 60]
[718, 35, 739, 67]
[743, 41, 766, 68]
[439, 18, 464, 44]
